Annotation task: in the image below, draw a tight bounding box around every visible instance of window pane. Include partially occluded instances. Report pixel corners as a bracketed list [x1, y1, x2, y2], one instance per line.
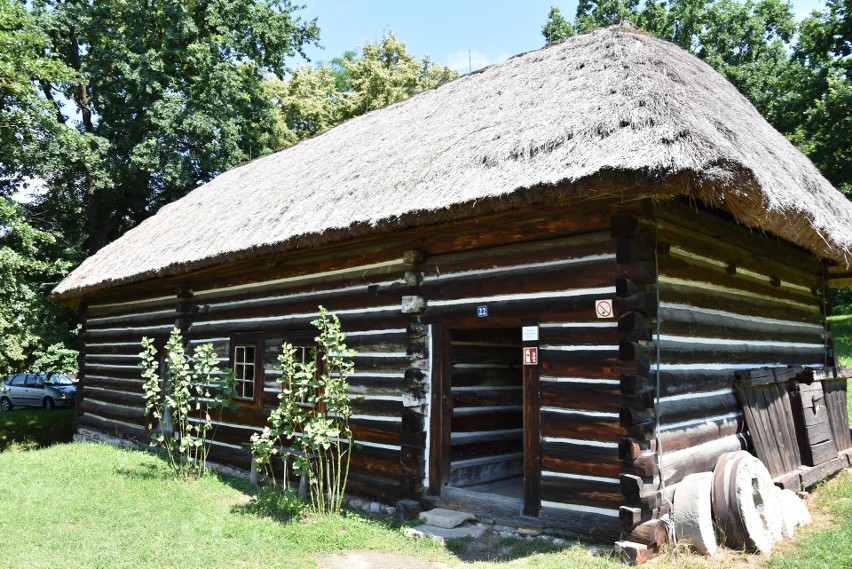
[233, 343, 257, 401]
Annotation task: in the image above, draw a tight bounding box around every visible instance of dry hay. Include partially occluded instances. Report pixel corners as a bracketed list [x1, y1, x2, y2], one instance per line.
[54, 26, 852, 301]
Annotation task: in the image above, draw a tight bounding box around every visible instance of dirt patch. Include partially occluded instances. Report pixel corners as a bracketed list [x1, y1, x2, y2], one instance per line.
[315, 550, 451, 569]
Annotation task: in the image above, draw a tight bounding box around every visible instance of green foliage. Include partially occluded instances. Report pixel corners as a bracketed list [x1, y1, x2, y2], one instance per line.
[12, 0, 319, 253]
[0, 198, 78, 375]
[542, 0, 852, 195]
[270, 32, 458, 144]
[0, 0, 79, 194]
[31, 343, 78, 374]
[542, 6, 576, 43]
[241, 486, 307, 523]
[140, 327, 238, 479]
[575, 0, 640, 32]
[252, 307, 355, 514]
[828, 314, 852, 367]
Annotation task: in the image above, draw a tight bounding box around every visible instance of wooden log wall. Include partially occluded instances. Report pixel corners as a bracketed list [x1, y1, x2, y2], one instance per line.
[417, 205, 627, 534]
[79, 294, 180, 440]
[181, 255, 419, 502]
[615, 199, 828, 535]
[447, 328, 523, 487]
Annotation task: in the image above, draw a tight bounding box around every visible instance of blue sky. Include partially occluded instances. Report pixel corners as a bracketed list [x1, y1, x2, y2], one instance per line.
[299, 0, 827, 73]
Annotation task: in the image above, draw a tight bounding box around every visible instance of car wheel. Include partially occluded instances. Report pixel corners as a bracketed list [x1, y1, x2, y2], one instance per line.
[0, 397, 11, 412]
[43, 397, 55, 411]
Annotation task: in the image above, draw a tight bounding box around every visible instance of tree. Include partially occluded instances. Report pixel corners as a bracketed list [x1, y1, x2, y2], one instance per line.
[0, 197, 78, 374]
[575, 0, 640, 32]
[0, 0, 81, 196]
[542, 6, 575, 43]
[18, 0, 319, 254]
[541, 0, 848, 192]
[270, 32, 458, 144]
[791, 0, 851, 195]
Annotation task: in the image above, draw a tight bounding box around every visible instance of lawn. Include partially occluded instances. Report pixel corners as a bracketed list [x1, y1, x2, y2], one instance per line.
[0, 406, 75, 452]
[0, 441, 849, 569]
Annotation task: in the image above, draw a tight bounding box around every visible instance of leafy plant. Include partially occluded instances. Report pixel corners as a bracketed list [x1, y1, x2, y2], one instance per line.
[251, 306, 355, 514]
[140, 327, 238, 478]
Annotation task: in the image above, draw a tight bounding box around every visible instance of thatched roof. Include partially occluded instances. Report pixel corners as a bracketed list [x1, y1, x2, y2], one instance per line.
[54, 26, 852, 301]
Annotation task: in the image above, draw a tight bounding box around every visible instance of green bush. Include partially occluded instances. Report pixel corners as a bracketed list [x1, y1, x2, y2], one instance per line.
[140, 327, 238, 478]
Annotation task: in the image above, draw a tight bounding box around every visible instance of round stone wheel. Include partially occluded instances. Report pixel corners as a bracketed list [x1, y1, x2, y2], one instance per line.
[674, 472, 718, 556]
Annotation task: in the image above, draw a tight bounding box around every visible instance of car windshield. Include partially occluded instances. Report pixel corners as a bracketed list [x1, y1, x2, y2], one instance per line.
[43, 374, 74, 386]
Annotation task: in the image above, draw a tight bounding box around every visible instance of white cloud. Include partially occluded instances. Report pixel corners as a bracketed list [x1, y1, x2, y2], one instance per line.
[446, 49, 509, 74]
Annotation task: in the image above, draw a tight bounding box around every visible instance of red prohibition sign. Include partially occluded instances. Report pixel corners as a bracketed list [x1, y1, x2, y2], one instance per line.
[595, 299, 613, 318]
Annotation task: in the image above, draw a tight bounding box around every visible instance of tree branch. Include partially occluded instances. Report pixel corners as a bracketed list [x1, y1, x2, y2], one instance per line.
[39, 80, 66, 125]
[68, 25, 94, 133]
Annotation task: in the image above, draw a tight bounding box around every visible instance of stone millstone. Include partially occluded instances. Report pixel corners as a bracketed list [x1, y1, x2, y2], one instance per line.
[774, 487, 812, 538]
[674, 472, 718, 556]
[419, 508, 476, 529]
[730, 454, 782, 553]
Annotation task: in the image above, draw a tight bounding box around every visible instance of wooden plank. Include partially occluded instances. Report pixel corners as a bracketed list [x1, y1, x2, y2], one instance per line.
[540, 475, 622, 510]
[523, 317, 541, 517]
[540, 382, 622, 414]
[420, 260, 619, 302]
[451, 438, 523, 461]
[450, 454, 522, 487]
[541, 440, 622, 478]
[823, 378, 852, 451]
[429, 324, 452, 495]
[451, 410, 522, 432]
[773, 380, 803, 473]
[796, 381, 838, 466]
[421, 230, 615, 279]
[661, 283, 821, 324]
[735, 383, 784, 477]
[658, 305, 825, 345]
[655, 200, 823, 285]
[540, 411, 622, 443]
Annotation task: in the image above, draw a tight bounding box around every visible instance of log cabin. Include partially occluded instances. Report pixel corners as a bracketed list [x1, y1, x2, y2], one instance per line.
[52, 26, 852, 547]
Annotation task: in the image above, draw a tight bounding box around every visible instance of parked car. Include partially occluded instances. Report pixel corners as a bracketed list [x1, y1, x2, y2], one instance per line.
[0, 373, 77, 411]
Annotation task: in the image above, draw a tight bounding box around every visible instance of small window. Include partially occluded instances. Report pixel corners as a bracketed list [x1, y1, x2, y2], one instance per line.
[233, 344, 257, 401]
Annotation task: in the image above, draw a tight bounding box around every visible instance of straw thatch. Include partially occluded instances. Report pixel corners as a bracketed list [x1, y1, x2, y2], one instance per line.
[53, 26, 852, 301]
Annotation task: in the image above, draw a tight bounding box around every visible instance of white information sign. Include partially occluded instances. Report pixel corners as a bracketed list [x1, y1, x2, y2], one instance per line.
[522, 326, 539, 342]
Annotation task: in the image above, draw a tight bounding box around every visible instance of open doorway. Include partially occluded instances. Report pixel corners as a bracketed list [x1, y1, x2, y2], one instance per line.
[448, 328, 524, 496]
[430, 325, 538, 513]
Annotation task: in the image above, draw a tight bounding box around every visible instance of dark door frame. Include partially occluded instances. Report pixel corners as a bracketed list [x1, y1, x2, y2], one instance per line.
[428, 321, 542, 516]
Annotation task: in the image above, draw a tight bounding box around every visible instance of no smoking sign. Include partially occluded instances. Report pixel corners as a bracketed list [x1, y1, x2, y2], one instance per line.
[595, 299, 614, 319]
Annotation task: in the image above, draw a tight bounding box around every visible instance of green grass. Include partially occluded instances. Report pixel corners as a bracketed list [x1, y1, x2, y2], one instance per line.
[0, 443, 451, 569]
[0, 406, 75, 451]
[768, 469, 852, 569]
[829, 314, 852, 368]
[0, 442, 848, 569]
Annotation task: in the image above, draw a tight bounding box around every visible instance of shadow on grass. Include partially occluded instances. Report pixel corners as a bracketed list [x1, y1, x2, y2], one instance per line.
[115, 462, 172, 481]
[231, 487, 307, 524]
[0, 407, 75, 452]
